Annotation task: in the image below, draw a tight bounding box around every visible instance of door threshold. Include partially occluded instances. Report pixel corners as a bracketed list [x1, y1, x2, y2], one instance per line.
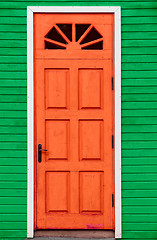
[34, 230, 115, 239]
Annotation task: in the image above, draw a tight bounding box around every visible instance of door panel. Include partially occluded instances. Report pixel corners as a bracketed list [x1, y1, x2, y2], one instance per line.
[80, 172, 103, 213]
[46, 120, 69, 160]
[79, 120, 103, 160]
[46, 172, 70, 212]
[79, 69, 103, 109]
[45, 69, 69, 109]
[35, 59, 113, 229]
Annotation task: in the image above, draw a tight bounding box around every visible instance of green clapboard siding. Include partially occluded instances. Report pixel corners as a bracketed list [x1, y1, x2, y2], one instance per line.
[0, 1, 157, 240]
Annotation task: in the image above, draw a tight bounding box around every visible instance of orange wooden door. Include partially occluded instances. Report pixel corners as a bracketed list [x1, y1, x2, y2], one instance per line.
[34, 13, 114, 230]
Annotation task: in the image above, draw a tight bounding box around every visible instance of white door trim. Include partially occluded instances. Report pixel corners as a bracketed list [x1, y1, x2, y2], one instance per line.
[27, 6, 121, 238]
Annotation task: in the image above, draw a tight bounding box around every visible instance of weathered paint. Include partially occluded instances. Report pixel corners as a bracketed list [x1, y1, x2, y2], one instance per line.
[0, 0, 157, 239]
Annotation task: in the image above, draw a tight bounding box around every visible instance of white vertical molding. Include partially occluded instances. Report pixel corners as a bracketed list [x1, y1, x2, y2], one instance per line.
[27, 6, 34, 239]
[114, 7, 121, 239]
[27, 6, 121, 238]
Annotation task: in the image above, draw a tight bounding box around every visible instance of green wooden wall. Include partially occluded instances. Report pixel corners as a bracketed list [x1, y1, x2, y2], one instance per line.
[0, 0, 157, 239]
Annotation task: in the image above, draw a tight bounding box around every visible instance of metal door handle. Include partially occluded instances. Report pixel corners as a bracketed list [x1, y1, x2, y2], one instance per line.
[39, 149, 47, 152]
[38, 144, 47, 163]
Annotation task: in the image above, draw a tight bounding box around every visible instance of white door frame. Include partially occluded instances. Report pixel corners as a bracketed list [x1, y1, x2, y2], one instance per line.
[27, 6, 121, 238]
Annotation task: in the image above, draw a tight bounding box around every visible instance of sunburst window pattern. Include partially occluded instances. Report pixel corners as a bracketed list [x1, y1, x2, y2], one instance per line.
[45, 24, 103, 50]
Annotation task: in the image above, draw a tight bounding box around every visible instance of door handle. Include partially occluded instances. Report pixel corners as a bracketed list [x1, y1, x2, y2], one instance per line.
[38, 144, 47, 163]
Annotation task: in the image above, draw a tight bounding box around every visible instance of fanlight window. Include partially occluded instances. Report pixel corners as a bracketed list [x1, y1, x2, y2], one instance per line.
[45, 24, 103, 50]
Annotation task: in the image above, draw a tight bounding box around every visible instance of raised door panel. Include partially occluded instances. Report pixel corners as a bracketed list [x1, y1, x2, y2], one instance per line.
[46, 120, 70, 160]
[46, 172, 70, 212]
[45, 69, 69, 109]
[79, 69, 103, 109]
[80, 172, 103, 213]
[79, 120, 103, 161]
